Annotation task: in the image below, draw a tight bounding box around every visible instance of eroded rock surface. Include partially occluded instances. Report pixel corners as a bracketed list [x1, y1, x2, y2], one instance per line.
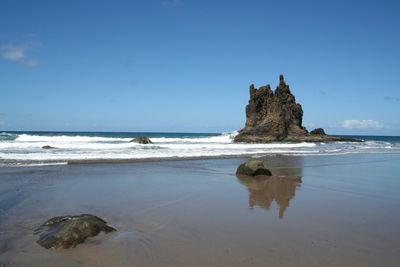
[234, 75, 360, 143]
[310, 128, 326, 135]
[236, 160, 272, 176]
[34, 214, 116, 249]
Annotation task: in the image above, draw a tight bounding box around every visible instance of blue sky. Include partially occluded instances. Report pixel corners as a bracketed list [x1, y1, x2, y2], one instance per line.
[0, 0, 399, 135]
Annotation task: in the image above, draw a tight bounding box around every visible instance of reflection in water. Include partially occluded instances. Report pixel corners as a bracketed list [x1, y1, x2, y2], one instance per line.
[237, 175, 301, 218]
[237, 156, 303, 219]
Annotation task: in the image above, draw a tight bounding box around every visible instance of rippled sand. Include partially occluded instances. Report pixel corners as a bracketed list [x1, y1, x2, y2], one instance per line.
[1, 154, 400, 266]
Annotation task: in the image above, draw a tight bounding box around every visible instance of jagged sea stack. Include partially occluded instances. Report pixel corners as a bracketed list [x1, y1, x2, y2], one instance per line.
[234, 75, 360, 143]
[235, 75, 307, 142]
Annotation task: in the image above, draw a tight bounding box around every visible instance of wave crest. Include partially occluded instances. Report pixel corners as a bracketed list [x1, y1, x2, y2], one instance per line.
[0, 132, 18, 141]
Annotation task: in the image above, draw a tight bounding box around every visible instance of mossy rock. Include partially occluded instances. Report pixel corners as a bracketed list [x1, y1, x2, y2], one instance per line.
[34, 214, 116, 249]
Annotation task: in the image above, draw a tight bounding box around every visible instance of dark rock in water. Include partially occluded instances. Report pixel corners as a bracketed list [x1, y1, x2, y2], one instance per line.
[42, 145, 55, 149]
[34, 214, 116, 249]
[129, 136, 153, 144]
[236, 160, 272, 176]
[310, 128, 326, 135]
[234, 75, 360, 143]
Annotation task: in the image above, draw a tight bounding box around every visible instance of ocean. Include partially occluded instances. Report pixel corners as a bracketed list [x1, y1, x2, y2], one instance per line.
[1, 131, 400, 167]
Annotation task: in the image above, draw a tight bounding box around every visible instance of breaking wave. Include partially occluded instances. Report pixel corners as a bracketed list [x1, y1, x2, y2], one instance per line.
[0, 131, 399, 167]
[0, 132, 18, 141]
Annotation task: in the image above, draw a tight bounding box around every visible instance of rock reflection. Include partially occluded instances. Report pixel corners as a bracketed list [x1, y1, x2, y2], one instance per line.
[237, 156, 303, 219]
[237, 175, 301, 218]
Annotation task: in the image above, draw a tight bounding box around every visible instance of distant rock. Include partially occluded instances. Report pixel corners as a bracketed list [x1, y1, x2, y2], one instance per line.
[236, 160, 272, 176]
[42, 145, 55, 149]
[310, 128, 326, 135]
[234, 75, 360, 143]
[34, 214, 116, 249]
[129, 136, 153, 144]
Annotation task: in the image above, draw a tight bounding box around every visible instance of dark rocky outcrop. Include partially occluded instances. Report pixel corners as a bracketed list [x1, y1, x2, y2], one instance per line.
[310, 128, 326, 135]
[42, 145, 55, 149]
[34, 214, 116, 249]
[234, 75, 360, 143]
[236, 160, 272, 176]
[129, 136, 153, 144]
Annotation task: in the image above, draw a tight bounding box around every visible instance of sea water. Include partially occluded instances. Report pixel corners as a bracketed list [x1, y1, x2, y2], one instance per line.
[0, 131, 399, 166]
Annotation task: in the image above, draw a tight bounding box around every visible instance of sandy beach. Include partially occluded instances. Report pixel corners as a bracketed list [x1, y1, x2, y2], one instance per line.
[1, 153, 400, 266]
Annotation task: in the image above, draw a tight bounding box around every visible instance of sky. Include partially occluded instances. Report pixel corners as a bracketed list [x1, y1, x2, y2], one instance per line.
[0, 0, 399, 135]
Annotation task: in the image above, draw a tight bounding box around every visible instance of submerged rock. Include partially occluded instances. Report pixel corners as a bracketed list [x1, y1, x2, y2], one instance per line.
[129, 136, 153, 144]
[42, 145, 55, 149]
[34, 214, 116, 249]
[310, 128, 326, 135]
[236, 160, 272, 176]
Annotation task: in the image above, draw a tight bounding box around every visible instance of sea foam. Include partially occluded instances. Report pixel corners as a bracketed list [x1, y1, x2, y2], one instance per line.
[0, 132, 399, 166]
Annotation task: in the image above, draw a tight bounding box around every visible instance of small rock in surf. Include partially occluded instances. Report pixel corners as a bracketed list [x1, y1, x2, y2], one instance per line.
[129, 136, 153, 144]
[42, 145, 56, 149]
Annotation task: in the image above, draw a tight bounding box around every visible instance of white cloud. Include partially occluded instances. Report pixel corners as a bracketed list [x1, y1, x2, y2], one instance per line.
[339, 119, 384, 129]
[2, 46, 25, 60]
[384, 96, 399, 102]
[0, 44, 39, 67]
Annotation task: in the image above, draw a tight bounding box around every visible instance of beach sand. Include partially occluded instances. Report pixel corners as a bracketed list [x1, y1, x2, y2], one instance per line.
[1, 154, 400, 266]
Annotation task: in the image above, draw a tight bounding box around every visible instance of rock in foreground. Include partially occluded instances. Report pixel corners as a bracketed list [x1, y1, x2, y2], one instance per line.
[130, 136, 153, 144]
[234, 75, 360, 143]
[34, 214, 116, 249]
[42, 145, 55, 149]
[236, 160, 272, 176]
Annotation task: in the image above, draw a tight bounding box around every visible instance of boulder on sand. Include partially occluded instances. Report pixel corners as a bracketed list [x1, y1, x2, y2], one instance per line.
[236, 160, 272, 176]
[129, 136, 153, 144]
[34, 214, 116, 249]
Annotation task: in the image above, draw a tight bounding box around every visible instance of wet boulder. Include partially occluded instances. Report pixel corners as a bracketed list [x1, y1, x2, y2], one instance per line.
[129, 136, 153, 144]
[236, 160, 272, 176]
[34, 214, 116, 249]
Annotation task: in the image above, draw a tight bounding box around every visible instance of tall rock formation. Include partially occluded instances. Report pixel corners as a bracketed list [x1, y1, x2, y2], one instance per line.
[234, 75, 359, 143]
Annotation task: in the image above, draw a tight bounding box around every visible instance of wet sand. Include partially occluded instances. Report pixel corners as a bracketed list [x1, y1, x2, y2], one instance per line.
[1, 154, 400, 266]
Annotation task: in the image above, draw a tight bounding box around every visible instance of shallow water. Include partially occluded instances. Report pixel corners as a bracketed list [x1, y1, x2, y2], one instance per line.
[1, 154, 400, 266]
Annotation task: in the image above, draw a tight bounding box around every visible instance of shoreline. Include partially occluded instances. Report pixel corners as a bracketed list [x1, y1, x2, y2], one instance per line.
[1, 149, 400, 168]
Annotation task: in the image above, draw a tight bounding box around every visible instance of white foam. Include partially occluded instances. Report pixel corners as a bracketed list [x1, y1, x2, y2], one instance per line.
[16, 134, 129, 143]
[0, 132, 398, 165]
